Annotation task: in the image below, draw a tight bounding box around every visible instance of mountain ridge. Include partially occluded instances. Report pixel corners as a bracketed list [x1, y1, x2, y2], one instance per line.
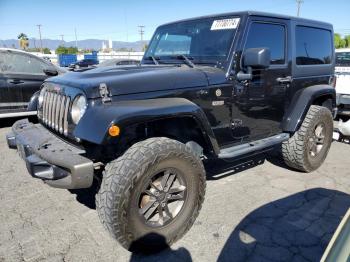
[0, 39, 149, 51]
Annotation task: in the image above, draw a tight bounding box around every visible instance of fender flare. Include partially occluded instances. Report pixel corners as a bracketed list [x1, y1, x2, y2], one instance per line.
[74, 97, 220, 154]
[281, 85, 336, 132]
[27, 91, 39, 111]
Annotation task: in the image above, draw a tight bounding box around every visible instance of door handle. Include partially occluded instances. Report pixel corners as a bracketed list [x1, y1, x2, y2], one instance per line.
[9, 79, 24, 84]
[276, 76, 292, 84]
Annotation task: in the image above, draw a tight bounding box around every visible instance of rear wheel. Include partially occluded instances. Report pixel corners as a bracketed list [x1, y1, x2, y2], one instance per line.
[282, 105, 333, 172]
[96, 137, 206, 252]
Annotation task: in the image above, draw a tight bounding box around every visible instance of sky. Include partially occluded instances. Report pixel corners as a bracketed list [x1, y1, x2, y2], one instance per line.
[0, 0, 349, 42]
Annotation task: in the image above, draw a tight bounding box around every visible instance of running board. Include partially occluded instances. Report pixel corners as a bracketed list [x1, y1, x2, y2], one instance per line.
[218, 133, 290, 159]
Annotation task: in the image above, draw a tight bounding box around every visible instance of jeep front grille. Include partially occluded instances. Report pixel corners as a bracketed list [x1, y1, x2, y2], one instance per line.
[41, 90, 71, 136]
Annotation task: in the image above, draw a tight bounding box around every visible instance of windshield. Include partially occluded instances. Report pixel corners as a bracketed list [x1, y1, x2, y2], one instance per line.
[336, 52, 350, 67]
[144, 16, 240, 65]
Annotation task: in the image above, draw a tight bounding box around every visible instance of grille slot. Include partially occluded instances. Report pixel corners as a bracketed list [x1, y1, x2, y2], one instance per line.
[40, 89, 70, 136]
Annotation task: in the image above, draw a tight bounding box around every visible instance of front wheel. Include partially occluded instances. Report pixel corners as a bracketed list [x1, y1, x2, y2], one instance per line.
[282, 105, 333, 172]
[96, 137, 206, 252]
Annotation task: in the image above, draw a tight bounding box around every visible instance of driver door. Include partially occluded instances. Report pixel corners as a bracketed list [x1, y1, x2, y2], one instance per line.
[232, 17, 291, 142]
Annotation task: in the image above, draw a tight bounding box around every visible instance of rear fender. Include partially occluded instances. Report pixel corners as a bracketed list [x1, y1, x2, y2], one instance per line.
[282, 85, 336, 132]
[74, 98, 220, 155]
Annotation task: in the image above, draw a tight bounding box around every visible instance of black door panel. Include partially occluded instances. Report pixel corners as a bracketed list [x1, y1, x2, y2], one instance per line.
[0, 74, 24, 113]
[232, 18, 291, 142]
[5, 73, 46, 103]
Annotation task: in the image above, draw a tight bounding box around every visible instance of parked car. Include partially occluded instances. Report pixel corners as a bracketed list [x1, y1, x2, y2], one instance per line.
[0, 48, 65, 118]
[321, 208, 350, 262]
[68, 58, 99, 69]
[335, 49, 350, 116]
[7, 11, 336, 252]
[96, 58, 139, 67]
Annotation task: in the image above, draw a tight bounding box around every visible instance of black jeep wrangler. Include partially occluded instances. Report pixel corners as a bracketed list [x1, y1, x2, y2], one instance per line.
[7, 11, 336, 252]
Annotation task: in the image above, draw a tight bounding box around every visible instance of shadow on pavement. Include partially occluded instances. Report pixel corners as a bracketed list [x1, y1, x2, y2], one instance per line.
[218, 188, 350, 262]
[69, 150, 287, 209]
[129, 233, 192, 262]
[0, 116, 37, 128]
[68, 176, 101, 209]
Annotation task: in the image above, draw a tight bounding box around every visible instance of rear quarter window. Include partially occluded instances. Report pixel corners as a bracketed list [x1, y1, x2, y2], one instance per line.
[296, 26, 332, 65]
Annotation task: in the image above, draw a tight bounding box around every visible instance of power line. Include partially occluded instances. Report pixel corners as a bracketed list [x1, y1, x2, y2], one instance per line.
[296, 0, 304, 17]
[138, 25, 145, 41]
[36, 24, 43, 53]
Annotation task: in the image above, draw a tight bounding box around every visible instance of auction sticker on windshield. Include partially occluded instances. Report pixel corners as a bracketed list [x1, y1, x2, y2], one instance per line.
[211, 18, 240, 30]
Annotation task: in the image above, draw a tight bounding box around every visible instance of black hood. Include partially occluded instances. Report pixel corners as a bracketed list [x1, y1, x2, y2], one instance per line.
[47, 64, 227, 98]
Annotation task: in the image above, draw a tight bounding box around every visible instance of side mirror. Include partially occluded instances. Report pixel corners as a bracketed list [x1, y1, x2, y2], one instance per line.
[43, 68, 58, 76]
[243, 47, 271, 69]
[236, 47, 271, 81]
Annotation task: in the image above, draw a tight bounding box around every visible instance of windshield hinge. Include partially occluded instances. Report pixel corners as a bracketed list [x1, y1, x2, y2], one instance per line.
[99, 83, 112, 103]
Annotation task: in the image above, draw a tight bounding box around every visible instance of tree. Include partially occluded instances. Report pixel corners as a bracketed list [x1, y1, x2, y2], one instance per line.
[142, 44, 148, 52]
[17, 33, 29, 50]
[335, 33, 348, 49]
[27, 47, 51, 54]
[55, 45, 78, 54]
[43, 47, 51, 54]
[345, 35, 350, 48]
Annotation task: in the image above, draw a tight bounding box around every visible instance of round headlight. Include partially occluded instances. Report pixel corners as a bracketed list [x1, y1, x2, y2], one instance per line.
[38, 87, 46, 108]
[71, 95, 87, 124]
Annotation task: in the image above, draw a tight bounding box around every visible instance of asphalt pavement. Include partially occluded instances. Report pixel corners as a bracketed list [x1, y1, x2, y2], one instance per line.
[0, 118, 349, 262]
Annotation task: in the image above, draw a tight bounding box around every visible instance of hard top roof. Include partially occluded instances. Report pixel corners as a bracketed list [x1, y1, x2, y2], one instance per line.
[160, 11, 332, 28]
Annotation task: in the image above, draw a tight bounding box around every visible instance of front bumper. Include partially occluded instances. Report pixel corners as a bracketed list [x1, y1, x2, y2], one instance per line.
[6, 119, 93, 189]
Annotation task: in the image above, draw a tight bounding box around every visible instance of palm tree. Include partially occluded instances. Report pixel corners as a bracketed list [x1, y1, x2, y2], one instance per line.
[17, 33, 29, 50]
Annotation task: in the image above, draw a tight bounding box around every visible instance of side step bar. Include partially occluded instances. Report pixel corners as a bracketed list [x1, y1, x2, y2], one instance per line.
[218, 133, 290, 159]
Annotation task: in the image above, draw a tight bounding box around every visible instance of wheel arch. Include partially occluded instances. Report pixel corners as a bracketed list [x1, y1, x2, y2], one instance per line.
[282, 85, 336, 133]
[74, 97, 220, 156]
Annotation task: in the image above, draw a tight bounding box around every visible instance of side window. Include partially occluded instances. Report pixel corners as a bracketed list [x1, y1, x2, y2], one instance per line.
[0, 51, 13, 72]
[245, 22, 286, 65]
[296, 26, 332, 65]
[0, 51, 46, 74]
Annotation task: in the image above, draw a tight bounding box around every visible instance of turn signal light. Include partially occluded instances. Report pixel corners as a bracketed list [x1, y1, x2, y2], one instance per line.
[109, 125, 120, 137]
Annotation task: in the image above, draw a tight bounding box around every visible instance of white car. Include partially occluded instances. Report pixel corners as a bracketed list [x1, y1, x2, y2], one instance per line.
[335, 49, 350, 115]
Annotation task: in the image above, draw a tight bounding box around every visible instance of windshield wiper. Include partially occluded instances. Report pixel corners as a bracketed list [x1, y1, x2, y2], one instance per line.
[146, 56, 159, 65]
[172, 54, 195, 68]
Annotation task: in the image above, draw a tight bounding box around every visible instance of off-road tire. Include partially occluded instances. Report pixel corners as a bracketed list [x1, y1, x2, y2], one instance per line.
[282, 105, 333, 172]
[96, 137, 206, 253]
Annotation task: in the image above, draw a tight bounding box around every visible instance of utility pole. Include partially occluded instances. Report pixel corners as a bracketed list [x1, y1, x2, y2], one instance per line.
[138, 25, 145, 41]
[36, 24, 43, 53]
[60, 34, 64, 46]
[74, 28, 78, 49]
[296, 0, 304, 17]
